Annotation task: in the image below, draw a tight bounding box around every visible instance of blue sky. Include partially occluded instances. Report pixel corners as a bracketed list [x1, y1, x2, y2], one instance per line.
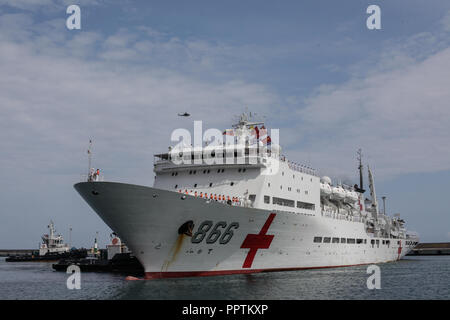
[0, 0, 449, 248]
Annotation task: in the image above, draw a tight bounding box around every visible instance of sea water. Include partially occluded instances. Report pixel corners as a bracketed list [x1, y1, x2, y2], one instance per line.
[0, 256, 448, 299]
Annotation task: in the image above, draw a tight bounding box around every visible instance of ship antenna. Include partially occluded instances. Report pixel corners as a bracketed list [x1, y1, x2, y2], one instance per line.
[357, 148, 365, 193]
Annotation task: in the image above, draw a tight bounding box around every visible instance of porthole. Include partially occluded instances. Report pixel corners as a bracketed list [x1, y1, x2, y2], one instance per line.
[221, 169, 225, 173]
[230, 182, 234, 186]
[242, 168, 246, 172]
[194, 184, 197, 187]
[209, 183, 213, 187]
[175, 184, 178, 189]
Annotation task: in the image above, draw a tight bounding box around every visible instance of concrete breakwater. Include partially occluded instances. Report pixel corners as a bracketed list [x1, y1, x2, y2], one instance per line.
[0, 249, 36, 257]
[407, 243, 450, 256]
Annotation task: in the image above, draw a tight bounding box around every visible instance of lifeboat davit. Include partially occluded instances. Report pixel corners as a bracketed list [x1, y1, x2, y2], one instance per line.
[345, 190, 359, 203]
[331, 186, 346, 200]
[320, 176, 333, 196]
[320, 182, 332, 195]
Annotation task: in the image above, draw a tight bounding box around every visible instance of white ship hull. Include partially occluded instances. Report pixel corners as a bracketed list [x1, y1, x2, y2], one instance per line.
[75, 181, 415, 279]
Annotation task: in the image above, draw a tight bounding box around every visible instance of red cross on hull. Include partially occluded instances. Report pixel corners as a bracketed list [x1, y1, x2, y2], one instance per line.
[397, 240, 402, 260]
[240, 213, 276, 268]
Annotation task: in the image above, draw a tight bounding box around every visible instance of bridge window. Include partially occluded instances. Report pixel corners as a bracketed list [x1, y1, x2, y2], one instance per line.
[313, 237, 322, 243]
[341, 238, 346, 243]
[273, 197, 295, 208]
[357, 239, 363, 244]
[264, 196, 270, 204]
[332, 238, 340, 243]
[323, 237, 331, 243]
[347, 238, 356, 244]
[297, 201, 315, 210]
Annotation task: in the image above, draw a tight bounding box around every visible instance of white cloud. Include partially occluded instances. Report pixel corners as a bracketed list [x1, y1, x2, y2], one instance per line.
[0, 13, 279, 187]
[290, 45, 450, 180]
[0, 0, 103, 11]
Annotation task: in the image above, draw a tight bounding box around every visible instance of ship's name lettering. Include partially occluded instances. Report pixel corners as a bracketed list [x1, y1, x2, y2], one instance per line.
[191, 221, 239, 244]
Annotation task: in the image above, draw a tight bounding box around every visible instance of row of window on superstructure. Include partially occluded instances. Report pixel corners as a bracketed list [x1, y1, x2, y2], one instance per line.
[264, 195, 315, 211]
[313, 237, 407, 248]
[171, 167, 248, 176]
[267, 183, 310, 195]
[313, 237, 367, 244]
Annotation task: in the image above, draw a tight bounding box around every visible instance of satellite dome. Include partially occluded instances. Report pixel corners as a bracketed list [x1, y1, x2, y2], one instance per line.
[321, 176, 332, 184]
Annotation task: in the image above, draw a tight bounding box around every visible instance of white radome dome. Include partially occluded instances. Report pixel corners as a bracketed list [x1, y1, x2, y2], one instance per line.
[321, 176, 332, 185]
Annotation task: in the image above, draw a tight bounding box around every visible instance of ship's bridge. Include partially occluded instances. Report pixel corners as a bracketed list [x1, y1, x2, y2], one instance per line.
[154, 143, 275, 173]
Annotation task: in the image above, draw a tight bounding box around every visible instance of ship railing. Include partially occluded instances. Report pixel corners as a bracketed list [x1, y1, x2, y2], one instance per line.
[406, 231, 419, 239]
[80, 174, 104, 182]
[321, 210, 365, 223]
[286, 159, 317, 176]
[154, 154, 265, 169]
[178, 189, 251, 208]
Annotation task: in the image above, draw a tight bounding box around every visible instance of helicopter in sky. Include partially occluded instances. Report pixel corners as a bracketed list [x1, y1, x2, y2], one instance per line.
[177, 112, 190, 117]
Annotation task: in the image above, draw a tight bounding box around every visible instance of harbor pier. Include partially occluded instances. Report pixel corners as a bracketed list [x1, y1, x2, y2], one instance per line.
[0, 249, 35, 257]
[407, 243, 450, 256]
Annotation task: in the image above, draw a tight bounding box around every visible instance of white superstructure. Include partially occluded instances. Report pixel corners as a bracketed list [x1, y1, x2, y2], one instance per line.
[75, 112, 418, 279]
[39, 221, 70, 256]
